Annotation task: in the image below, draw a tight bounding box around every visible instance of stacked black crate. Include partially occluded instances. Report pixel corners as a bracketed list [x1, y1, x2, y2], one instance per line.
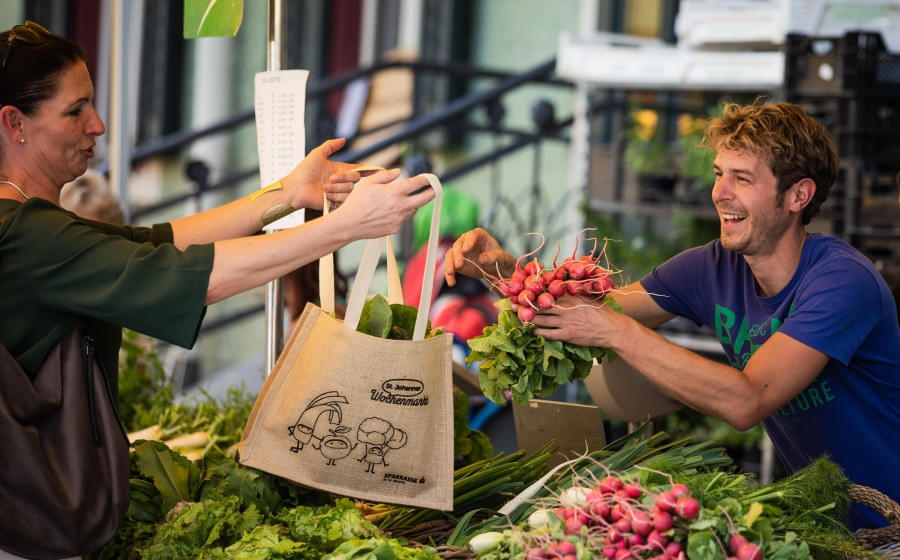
[784, 31, 900, 308]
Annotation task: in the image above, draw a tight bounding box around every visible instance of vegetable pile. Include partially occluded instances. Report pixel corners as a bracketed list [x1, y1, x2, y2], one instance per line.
[458, 452, 867, 560]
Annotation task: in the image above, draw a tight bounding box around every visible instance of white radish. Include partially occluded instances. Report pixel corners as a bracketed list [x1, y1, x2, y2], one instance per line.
[468, 531, 504, 554]
[163, 431, 210, 450]
[127, 424, 162, 443]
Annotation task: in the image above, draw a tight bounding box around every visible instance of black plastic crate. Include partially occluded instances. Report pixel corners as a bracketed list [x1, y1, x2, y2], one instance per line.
[785, 31, 900, 93]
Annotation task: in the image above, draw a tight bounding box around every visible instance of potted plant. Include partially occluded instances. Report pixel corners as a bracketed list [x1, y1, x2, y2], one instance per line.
[624, 107, 679, 202]
[677, 105, 721, 198]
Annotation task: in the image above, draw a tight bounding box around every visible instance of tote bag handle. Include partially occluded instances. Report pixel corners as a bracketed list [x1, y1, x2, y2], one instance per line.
[342, 173, 443, 341]
[318, 205, 405, 315]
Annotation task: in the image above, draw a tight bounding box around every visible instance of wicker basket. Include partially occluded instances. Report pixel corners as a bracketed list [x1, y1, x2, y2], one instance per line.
[850, 484, 900, 559]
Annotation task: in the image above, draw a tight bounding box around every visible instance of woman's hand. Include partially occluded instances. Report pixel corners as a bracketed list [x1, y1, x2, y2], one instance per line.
[444, 228, 515, 287]
[282, 138, 361, 210]
[331, 170, 435, 239]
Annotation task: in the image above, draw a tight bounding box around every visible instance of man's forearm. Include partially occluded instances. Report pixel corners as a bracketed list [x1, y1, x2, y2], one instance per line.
[608, 317, 764, 430]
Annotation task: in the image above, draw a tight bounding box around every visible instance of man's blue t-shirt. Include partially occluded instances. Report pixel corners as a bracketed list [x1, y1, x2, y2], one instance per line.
[640, 234, 900, 529]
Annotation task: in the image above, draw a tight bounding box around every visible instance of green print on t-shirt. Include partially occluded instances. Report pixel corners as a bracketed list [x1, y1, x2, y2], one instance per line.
[714, 303, 836, 416]
[714, 304, 783, 368]
[777, 380, 836, 416]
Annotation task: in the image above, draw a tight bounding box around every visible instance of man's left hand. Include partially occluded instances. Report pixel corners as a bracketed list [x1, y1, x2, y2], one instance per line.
[530, 294, 623, 348]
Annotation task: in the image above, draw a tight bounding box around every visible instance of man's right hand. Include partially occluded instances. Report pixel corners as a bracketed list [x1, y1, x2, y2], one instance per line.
[444, 227, 515, 286]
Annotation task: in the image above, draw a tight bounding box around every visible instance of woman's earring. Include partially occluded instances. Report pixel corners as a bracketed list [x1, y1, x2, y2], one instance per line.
[19, 138, 25, 144]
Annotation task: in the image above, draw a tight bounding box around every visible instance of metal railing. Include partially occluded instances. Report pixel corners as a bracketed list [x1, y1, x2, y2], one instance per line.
[125, 58, 577, 335]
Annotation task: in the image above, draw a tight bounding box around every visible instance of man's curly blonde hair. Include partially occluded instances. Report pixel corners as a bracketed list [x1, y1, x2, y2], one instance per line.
[704, 101, 840, 225]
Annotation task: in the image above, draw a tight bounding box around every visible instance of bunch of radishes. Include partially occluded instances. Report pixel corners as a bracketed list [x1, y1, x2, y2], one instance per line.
[491, 254, 616, 324]
[520, 476, 763, 560]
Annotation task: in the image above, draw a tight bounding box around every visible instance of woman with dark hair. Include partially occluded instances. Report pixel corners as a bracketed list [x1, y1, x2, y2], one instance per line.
[0, 21, 431, 559]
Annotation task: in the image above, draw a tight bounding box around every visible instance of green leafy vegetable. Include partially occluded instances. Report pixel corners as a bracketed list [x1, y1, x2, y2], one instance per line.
[357, 296, 442, 340]
[132, 440, 201, 513]
[322, 537, 437, 559]
[466, 298, 615, 404]
[274, 498, 380, 556]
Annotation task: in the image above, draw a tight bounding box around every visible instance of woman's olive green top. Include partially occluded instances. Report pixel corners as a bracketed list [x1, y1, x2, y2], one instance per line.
[0, 198, 214, 380]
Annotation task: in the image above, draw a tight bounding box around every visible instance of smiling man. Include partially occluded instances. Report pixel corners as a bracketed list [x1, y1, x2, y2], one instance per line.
[444, 101, 900, 530]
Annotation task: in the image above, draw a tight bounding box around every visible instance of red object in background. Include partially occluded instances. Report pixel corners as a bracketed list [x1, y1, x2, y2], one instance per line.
[402, 239, 498, 342]
[430, 294, 498, 342]
[327, 0, 362, 116]
[402, 239, 452, 310]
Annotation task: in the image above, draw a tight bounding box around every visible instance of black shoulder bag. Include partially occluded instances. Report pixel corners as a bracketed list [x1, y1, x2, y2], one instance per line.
[0, 203, 130, 559]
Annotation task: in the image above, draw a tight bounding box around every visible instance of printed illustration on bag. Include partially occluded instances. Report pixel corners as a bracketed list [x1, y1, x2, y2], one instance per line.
[356, 417, 408, 473]
[287, 391, 409, 472]
[288, 391, 353, 464]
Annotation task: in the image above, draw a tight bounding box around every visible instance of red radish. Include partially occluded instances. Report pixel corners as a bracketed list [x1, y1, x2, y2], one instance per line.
[729, 534, 748, 554]
[605, 530, 622, 547]
[599, 476, 624, 493]
[556, 541, 576, 555]
[655, 491, 676, 513]
[524, 260, 541, 276]
[518, 306, 536, 322]
[670, 483, 690, 499]
[548, 279, 567, 298]
[665, 542, 683, 556]
[609, 504, 624, 522]
[569, 262, 586, 279]
[603, 548, 617, 559]
[554, 267, 569, 280]
[497, 280, 511, 295]
[631, 511, 652, 536]
[615, 548, 634, 560]
[653, 511, 673, 532]
[564, 517, 583, 534]
[507, 279, 524, 295]
[536, 292, 555, 309]
[647, 530, 667, 549]
[590, 500, 611, 519]
[518, 289, 536, 306]
[593, 275, 615, 294]
[541, 270, 556, 284]
[524, 275, 544, 293]
[511, 270, 526, 283]
[613, 518, 631, 534]
[567, 281, 585, 295]
[627, 533, 644, 547]
[675, 497, 700, 520]
[624, 483, 643, 499]
[736, 542, 762, 560]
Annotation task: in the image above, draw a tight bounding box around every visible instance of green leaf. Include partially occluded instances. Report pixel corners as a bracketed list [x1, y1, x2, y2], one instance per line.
[388, 304, 420, 340]
[686, 530, 726, 560]
[184, 0, 244, 38]
[132, 440, 200, 512]
[358, 295, 392, 338]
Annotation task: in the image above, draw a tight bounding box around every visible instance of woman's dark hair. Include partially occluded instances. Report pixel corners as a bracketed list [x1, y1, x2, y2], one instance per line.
[0, 21, 85, 115]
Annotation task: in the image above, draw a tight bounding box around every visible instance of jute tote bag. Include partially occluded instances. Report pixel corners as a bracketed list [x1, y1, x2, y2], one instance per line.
[238, 174, 453, 510]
